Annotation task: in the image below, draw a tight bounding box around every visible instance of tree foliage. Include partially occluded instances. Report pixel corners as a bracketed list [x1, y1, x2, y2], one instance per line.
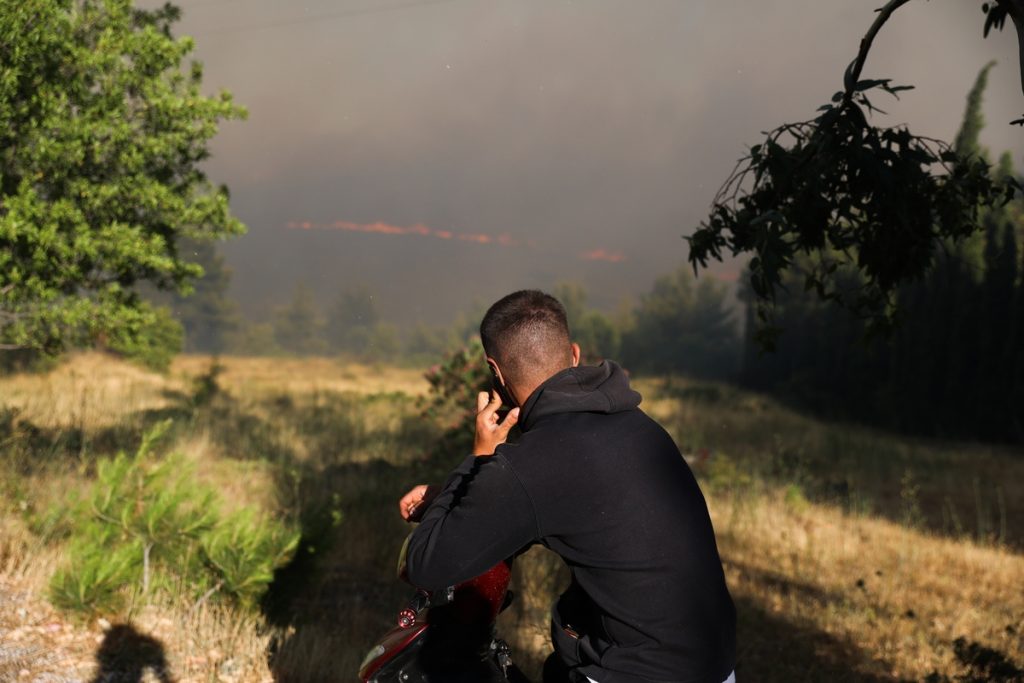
[326, 284, 380, 356]
[272, 283, 326, 356]
[620, 267, 738, 379]
[170, 239, 239, 354]
[420, 339, 492, 457]
[0, 0, 245, 356]
[553, 282, 621, 362]
[740, 67, 1024, 443]
[48, 421, 299, 615]
[688, 0, 1023, 345]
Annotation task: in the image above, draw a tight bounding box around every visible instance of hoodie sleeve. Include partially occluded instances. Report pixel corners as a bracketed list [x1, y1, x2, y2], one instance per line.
[405, 451, 538, 591]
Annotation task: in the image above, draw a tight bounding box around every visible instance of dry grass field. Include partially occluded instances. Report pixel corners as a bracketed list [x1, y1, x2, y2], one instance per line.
[1, 352, 1022, 682]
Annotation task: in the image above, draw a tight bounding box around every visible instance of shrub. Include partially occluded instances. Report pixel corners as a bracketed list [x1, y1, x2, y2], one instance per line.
[48, 421, 299, 616]
[106, 306, 184, 373]
[420, 340, 492, 457]
[201, 508, 300, 609]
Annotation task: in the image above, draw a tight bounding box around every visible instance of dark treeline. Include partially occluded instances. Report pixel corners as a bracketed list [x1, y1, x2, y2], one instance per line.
[741, 64, 1024, 444]
[170, 264, 742, 379]
[557, 276, 739, 380]
[740, 203, 1023, 444]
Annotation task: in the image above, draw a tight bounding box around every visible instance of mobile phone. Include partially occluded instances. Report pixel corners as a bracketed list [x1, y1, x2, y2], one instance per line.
[490, 369, 517, 409]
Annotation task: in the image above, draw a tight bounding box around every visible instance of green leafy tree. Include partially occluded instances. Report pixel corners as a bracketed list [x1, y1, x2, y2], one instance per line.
[106, 305, 183, 371]
[0, 0, 246, 357]
[736, 66, 1024, 443]
[688, 0, 1023, 343]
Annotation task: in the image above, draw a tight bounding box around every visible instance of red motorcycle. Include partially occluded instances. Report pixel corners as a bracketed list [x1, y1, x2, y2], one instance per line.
[357, 539, 528, 683]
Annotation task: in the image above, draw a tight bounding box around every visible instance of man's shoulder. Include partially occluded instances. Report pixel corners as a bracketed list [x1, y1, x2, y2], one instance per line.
[500, 407, 673, 465]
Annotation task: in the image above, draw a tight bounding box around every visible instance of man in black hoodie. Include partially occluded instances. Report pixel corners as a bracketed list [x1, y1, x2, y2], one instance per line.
[399, 290, 736, 683]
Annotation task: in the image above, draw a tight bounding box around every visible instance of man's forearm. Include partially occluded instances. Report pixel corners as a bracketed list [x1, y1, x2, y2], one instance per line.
[404, 453, 537, 591]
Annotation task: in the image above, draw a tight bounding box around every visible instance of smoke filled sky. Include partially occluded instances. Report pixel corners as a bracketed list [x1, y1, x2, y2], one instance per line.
[144, 0, 1024, 325]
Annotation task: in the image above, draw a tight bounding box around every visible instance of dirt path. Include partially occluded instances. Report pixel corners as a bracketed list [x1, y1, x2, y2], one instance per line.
[0, 574, 272, 683]
[0, 577, 96, 682]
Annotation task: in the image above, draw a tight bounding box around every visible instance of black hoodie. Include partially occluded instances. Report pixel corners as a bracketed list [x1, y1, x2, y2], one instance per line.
[405, 362, 736, 683]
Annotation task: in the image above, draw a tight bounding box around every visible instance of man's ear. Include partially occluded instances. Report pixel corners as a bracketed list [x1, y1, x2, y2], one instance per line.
[570, 343, 581, 368]
[487, 357, 507, 386]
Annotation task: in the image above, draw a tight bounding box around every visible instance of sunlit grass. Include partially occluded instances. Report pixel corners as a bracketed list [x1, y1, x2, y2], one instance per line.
[1, 353, 1021, 682]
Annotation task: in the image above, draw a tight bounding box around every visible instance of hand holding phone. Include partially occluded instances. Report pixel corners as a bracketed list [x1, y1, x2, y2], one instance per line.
[473, 390, 520, 456]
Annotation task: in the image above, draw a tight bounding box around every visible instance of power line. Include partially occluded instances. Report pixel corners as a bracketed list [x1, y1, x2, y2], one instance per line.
[190, 0, 464, 36]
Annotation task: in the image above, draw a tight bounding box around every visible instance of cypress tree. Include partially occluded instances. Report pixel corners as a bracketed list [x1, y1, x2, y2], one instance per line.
[953, 60, 996, 161]
[974, 214, 1017, 434]
[1009, 219, 1024, 442]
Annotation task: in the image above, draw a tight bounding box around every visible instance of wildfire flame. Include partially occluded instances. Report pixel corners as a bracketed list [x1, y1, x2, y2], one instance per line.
[287, 219, 628, 263]
[579, 248, 626, 263]
[287, 220, 519, 247]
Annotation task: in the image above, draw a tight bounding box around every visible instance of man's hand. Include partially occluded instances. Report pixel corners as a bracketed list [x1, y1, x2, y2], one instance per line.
[473, 390, 520, 456]
[399, 484, 440, 522]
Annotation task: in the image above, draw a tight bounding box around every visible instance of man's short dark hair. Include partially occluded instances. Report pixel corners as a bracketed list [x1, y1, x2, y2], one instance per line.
[480, 290, 572, 385]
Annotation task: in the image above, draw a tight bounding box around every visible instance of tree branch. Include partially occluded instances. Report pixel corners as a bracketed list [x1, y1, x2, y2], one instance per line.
[189, 581, 222, 615]
[995, 0, 1024, 96]
[842, 0, 916, 105]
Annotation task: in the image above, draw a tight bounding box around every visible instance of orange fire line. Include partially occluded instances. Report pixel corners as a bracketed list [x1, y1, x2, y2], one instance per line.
[287, 219, 627, 263]
[579, 248, 627, 263]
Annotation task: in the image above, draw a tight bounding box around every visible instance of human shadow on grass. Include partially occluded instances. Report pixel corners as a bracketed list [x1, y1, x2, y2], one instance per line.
[90, 624, 172, 683]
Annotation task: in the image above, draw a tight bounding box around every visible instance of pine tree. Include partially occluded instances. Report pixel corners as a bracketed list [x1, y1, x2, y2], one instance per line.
[325, 285, 379, 356]
[272, 283, 326, 356]
[172, 240, 240, 354]
[552, 283, 620, 362]
[1008, 217, 1024, 441]
[49, 422, 299, 615]
[621, 267, 738, 379]
[953, 60, 996, 161]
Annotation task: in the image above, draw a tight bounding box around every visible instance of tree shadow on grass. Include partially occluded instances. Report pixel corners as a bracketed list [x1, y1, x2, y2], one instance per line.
[261, 458, 426, 682]
[711, 557, 907, 682]
[7, 377, 517, 679]
[90, 624, 172, 683]
[0, 400, 195, 477]
[652, 379, 1024, 552]
[725, 559, 844, 613]
[734, 595, 903, 683]
[158, 385, 451, 681]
